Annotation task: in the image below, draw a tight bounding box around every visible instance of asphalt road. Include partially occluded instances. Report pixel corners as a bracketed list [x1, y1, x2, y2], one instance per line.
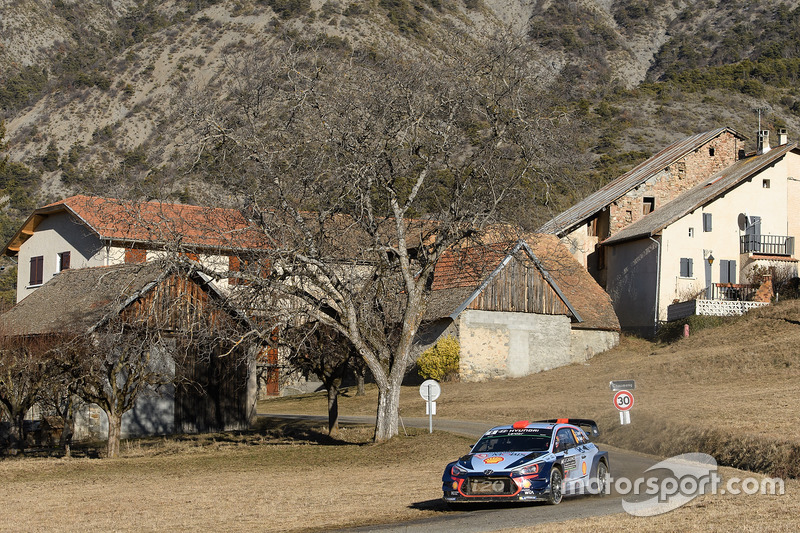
[261, 414, 664, 532]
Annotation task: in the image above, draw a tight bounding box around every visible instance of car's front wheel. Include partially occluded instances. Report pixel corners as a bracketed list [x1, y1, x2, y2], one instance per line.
[547, 467, 563, 505]
[594, 461, 609, 496]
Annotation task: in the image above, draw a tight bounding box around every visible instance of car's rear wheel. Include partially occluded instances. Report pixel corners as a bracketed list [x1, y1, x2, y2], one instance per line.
[547, 467, 563, 505]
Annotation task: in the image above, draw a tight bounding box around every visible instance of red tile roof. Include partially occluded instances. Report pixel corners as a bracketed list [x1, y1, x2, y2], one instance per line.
[4, 195, 267, 255]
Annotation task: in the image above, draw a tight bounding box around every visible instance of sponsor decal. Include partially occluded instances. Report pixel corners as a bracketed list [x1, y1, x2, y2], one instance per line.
[563, 456, 577, 471]
[582, 462, 587, 476]
[484, 456, 504, 464]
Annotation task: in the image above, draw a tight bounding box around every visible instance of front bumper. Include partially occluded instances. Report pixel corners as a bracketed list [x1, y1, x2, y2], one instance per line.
[442, 488, 552, 503]
[442, 474, 551, 503]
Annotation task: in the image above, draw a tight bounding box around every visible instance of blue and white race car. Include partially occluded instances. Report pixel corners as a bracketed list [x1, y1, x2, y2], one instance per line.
[442, 419, 609, 505]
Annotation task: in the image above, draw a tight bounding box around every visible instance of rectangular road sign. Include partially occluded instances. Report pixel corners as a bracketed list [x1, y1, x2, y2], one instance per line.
[609, 379, 636, 391]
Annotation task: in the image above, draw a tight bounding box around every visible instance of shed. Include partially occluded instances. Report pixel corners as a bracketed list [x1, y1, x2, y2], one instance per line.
[0, 261, 257, 439]
[417, 235, 619, 381]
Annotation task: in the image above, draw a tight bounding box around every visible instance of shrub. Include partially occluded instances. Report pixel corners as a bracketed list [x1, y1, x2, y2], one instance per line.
[417, 335, 459, 381]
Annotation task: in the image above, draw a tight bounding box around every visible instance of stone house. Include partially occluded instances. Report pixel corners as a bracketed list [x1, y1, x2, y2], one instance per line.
[0, 261, 257, 439]
[417, 235, 620, 382]
[540, 127, 747, 287]
[602, 136, 800, 335]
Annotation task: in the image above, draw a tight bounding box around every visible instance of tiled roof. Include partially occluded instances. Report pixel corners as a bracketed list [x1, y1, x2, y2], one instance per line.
[3, 195, 267, 256]
[539, 127, 745, 235]
[424, 234, 620, 331]
[603, 143, 797, 245]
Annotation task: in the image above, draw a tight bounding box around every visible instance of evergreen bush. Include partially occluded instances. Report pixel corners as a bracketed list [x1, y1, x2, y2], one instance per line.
[417, 335, 459, 381]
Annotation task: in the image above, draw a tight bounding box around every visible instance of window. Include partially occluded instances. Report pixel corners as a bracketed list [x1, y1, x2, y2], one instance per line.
[688, 227, 694, 238]
[680, 258, 694, 278]
[709, 147, 716, 157]
[29, 256, 44, 285]
[763, 179, 770, 189]
[643, 197, 655, 215]
[703, 213, 712, 232]
[56, 251, 70, 272]
[720, 260, 737, 284]
[555, 428, 576, 452]
[125, 248, 147, 264]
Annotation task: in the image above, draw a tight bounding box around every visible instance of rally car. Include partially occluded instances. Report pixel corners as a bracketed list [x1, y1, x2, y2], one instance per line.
[442, 419, 609, 505]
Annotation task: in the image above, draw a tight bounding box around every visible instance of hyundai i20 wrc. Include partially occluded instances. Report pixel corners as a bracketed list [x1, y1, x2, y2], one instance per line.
[442, 419, 609, 505]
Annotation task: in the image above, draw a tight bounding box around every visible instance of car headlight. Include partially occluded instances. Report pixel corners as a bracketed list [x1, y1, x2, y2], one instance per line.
[512, 463, 540, 476]
[451, 464, 468, 476]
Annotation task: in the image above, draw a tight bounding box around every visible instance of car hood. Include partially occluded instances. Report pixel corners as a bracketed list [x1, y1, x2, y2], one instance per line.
[459, 452, 545, 472]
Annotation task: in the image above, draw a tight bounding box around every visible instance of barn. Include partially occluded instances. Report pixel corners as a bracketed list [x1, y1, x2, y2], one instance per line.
[417, 235, 620, 381]
[0, 260, 257, 439]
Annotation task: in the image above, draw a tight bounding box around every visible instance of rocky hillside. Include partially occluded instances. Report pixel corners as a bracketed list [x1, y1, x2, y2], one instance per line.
[3, 0, 800, 235]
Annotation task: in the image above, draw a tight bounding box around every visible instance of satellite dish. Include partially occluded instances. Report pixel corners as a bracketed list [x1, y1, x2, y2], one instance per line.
[737, 213, 748, 231]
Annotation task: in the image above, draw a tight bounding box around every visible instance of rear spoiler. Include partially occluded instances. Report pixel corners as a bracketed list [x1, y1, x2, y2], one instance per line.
[535, 418, 600, 438]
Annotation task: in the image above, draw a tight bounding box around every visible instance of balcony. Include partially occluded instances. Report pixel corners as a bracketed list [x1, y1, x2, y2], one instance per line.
[704, 283, 758, 301]
[740, 234, 794, 256]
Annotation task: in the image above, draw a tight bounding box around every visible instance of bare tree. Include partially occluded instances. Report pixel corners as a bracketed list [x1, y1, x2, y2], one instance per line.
[0, 333, 66, 451]
[280, 321, 356, 436]
[70, 318, 173, 458]
[181, 32, 581, 441]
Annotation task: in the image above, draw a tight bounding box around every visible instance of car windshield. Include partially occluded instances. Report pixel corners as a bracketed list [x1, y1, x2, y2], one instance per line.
[471, 433, 552, 453]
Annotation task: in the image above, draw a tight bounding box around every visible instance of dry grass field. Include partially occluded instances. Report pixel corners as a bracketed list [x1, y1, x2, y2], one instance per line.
[3, 300, 800, 531]
[0, 421, 471, 532]
[262, 299, 800, 477]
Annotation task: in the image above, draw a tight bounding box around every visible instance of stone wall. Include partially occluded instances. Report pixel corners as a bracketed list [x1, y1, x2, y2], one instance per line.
[609, 132, 740, 235]
[568, 329, 620, 363]
[456, 310, 596, 382]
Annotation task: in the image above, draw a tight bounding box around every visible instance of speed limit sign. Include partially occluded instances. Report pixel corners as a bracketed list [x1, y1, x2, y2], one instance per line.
[613, 390, 634, 411]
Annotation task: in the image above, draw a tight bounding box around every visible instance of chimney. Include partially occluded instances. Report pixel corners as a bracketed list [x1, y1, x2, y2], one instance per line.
[758, 130, 770, 154]
[778, 128, 788, 145]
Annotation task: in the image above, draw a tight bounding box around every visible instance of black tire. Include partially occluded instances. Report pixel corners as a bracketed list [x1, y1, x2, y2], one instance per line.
[547, 467, 563, 505]
[594, 461, 609, 496]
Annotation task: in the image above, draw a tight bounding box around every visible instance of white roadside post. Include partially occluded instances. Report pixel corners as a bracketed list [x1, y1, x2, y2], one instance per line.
[610, 380, 635, 425]
[419, 379, 441, 433]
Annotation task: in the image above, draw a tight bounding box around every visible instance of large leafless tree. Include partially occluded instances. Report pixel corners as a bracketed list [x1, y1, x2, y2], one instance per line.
[181, 32, 582, 441]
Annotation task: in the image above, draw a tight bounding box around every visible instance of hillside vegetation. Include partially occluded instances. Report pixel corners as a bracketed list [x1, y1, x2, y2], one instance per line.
[262, 298, 800, 478]
[4, 1, 800, 214]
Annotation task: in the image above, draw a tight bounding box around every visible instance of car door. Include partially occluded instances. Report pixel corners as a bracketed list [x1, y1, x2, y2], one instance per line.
[554, 428, 584, 494]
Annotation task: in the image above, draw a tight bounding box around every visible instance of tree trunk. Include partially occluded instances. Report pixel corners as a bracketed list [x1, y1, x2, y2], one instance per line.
[355, 366, 365, 397]
[326, 380, 340, 436]
[106, 412, 122, 458]
[373, 375, 403, 442]
[9, 413, 24, 452]
[59, 400, 74, 458]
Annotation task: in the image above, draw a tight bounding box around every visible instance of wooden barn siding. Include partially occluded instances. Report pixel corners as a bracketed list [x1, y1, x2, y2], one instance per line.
[122, 275, 250, 433]
[175, 344, 250, 433]
[122, 275, 231, 332]
[467, 258, 571, 316]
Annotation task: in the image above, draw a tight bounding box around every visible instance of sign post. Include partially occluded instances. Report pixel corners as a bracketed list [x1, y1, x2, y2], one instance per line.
[613, 389, 634, 425]
[419, 379, 441, 433]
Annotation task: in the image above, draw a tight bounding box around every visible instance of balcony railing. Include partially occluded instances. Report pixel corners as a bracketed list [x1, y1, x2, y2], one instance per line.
[740, 234, 794, 256]
[705, 283, 758, 302]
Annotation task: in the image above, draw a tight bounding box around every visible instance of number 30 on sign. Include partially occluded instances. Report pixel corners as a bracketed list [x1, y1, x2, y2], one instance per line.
[613, 390, 634, 411]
